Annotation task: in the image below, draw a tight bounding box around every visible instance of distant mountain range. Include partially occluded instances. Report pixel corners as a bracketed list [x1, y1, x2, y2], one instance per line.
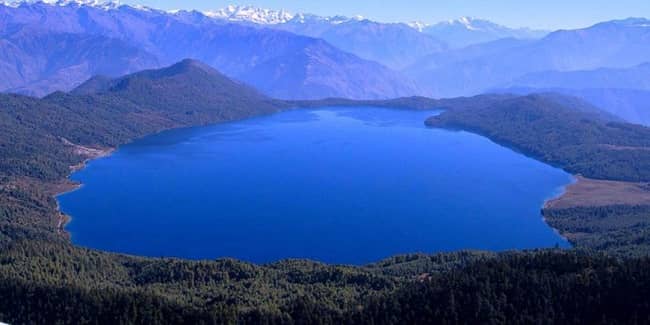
[269, 17, 446, 69]
[407, 18, 650, 98]
[491, 56, 650, 127]
[0, 1, 421, 99]
[203, 4, 294, 24]
[209, 8, 448, 69]
[196, 6, 544, 69]
[1, 0, 650, 125]
[0, 2, 548, 98]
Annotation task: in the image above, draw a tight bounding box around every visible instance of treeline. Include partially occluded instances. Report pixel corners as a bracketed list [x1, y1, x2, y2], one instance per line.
[1, 244, 650, 324]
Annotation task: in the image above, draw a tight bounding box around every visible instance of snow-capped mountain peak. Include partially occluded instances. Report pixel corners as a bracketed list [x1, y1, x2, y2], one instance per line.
[408, 17, 500, 32]
[201, 5, 371, 25]
[290, 13, 364, 25]
[457, 16, 478, 30]
[203, 5, 294, 24]
[407, 21, 429, 32]
[442, 17, 490, 31]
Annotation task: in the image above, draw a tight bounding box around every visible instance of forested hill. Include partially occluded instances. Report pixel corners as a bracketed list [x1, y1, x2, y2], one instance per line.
[2, 60, 650, 323]
[0, 59, 285, 181]
[70, 59, 275, 115]
[67, 58, 287, 122]
[426, 94, 650, 182]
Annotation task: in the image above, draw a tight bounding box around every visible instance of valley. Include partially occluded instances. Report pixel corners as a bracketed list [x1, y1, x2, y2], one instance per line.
[0, 58, 649, 322]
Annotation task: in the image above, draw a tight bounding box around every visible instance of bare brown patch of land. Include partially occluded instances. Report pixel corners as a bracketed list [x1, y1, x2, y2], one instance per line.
[545, 176, 650, 209]
[61, 138, 114, 172]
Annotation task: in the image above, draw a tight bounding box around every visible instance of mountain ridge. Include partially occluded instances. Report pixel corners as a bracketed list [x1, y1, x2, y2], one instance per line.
[0, 2, 422, 99]
[509, 62, 650, 90]
[407, 17, 650, 98]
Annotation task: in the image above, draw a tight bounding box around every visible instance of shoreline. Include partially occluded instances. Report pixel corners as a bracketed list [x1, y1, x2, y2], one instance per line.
[540, 175, 578, 246]
[542, 175, 578, 210]
[50, 114, 650, 256]
[53, 121, 588, 250]
[54, 132, 583, 255]
[54, 141, 116, 235]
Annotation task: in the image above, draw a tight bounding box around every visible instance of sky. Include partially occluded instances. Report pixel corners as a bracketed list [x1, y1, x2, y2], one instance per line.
[121, 0, 650, 30]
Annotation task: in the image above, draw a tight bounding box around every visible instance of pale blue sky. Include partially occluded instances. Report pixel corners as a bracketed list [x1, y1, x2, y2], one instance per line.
[122, 0, 650, 29]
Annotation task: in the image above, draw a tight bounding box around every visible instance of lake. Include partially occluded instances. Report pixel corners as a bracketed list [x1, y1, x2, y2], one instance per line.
[59, 107, 572, 265]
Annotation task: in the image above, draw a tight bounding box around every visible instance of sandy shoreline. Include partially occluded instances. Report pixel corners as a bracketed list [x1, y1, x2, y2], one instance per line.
[539, 174, 650, 246]
[541, 175, 650, 246]
[542, 176, 578, 210]
[540, 176, 578, 245]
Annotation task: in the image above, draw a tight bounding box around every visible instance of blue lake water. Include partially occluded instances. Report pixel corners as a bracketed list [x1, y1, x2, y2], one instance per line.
[59, 107, 572, 265]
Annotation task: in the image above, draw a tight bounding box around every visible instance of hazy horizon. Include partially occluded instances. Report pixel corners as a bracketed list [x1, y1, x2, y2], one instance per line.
[118, 0, 650, 29]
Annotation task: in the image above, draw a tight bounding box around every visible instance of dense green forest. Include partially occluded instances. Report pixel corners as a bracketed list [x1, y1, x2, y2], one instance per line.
[544, 205, 650, 256]
[2, 242, 650, 324]
[1, 60, 650, 323]
[426, 94, 650, 182]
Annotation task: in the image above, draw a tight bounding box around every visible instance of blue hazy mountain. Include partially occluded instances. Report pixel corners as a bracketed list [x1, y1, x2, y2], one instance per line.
[406, 38, 534, 71]
[407, 18, 650, 98]
[510, 63, 650, 90]
[500, 63, 650, 125]
[0, 1, 420, 99]
[0, 27, 160, 96]
[273, 15, 448, 69]
[404, 38, 534, 96]
[3, 2, 650, 102]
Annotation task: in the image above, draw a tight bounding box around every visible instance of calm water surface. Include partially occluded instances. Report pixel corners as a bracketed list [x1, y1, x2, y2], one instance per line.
[59, 107, 572, 264]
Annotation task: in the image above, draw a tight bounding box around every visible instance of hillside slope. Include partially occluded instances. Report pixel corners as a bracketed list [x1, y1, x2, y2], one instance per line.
[0, 59, 284, 182]
[426, 94, 650, 182]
